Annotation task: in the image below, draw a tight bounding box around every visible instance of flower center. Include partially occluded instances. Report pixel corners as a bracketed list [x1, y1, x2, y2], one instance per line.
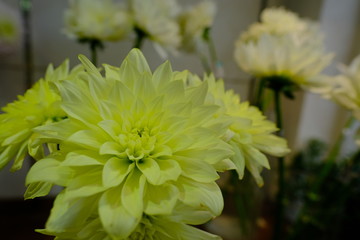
[119, 127, 156, 162]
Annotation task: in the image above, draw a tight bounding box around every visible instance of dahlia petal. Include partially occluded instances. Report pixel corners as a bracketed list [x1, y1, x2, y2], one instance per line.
[102, 157, 133, 188]
[144, 183, 179, 215]
[99, 187, 139, 239]
[26, 157, 72, 186]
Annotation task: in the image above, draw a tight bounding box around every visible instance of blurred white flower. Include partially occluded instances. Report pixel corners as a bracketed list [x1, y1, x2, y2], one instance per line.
[178, 0, 216, 53]
[0, 1, 21, 56]
[131, 0, 181, 52]
[235, 33, 333, 90]
[64, 0, 133, 42]
[240, 7, 315, 43]
[329, 55, 360, 119]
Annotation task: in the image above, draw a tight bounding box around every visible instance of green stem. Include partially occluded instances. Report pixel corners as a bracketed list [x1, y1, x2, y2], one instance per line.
[273, 90, 285, 240]
[133, 27, 146, 49]
[255, 78, 266, 111]
[199, 54, 211, 74]
[20, 0, 33, 90]
[90, 40, 98, 67]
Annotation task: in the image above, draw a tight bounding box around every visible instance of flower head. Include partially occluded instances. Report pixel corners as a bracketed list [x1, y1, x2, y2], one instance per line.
[187, 74, 290, 186]
[0, 60, 82, 172]
[64, 0, 133, 42]
[235, 33, 333, 90]
[130, 0, 181, 52]
[235, 7, 332, 92]
[325, 55, 360, 119]
[26, 49, 232, 238]
[178, 0, 216, 53]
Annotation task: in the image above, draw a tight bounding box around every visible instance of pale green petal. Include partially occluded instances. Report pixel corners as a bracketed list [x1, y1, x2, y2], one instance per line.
[243, 145, 270, 169]
[45, 191, 98, 233]
[99, 141, 123, 156]
[253, 134, 290, 157]
[26, 157, 72, 186]
[137, 158, 161, 185]
[157, 159, 182, 184]
[144, 183, 179, 215]
[178, 177, 223, 217]
[121, 169, 146, 218]
[229, 141, 245, 179]
[67, 130, 104, 150]
[123, 48, 151, 73]
[172, 202, 215, 225]
[154, 217, 222, 240]
[175, 156, 219, 183]
[152, 60, 173, 88]
[24, 182, 53, 200]
[102, 157, 134, 188]
[99, 187, 140, 239]
[62, 151, 104, 166]
[66, 167, 105, 199]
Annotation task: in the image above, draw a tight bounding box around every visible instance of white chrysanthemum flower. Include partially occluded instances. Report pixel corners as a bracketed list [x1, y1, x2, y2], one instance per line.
[131, 0, 181, 51]
[64, 0, 133, 41]
[0, 1, 21, 56]
[235, 33, 333, 90]
[328, 55, 360, 119]
[178, 0, 216, 53]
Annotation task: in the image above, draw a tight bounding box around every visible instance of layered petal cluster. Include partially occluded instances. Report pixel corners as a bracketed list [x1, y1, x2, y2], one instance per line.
[0, 1, 21, 56]
[64, 0, 133, 41]
[235, 7, 333, 90]
[26, 49, 232, 239]
[0, 60, 82, 171]
[130, 0, 181, 51]
[178, 0, 216, 53]
[187, 74, 290, 186]
[240, 7, 309, 43]
[42, 202, 220, 240]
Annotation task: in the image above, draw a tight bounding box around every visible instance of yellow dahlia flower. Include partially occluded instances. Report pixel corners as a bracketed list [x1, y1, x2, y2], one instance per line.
[64, 0, 133, 41]
[178, 0, 216, 53]
[130, 0, 181, 51]
[26, 49, 232, 239]
[235, 33, 333, 90]
[187, 74, 290, 186]
[0, 60, 82, 172]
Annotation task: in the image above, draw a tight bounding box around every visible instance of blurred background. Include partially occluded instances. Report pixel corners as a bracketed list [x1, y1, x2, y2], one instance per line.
[0, 0, 360, 239]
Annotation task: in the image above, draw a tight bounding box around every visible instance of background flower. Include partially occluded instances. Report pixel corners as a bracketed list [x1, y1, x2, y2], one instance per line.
[130, 0, 181, 53]
[235, 33, 333, 90]
[326, 55, 360, 119]
[0, 60, 82, 172]
[64, 0, 133, 42]
[178, 0, 216, 53]
[0, 1, 21, 56]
